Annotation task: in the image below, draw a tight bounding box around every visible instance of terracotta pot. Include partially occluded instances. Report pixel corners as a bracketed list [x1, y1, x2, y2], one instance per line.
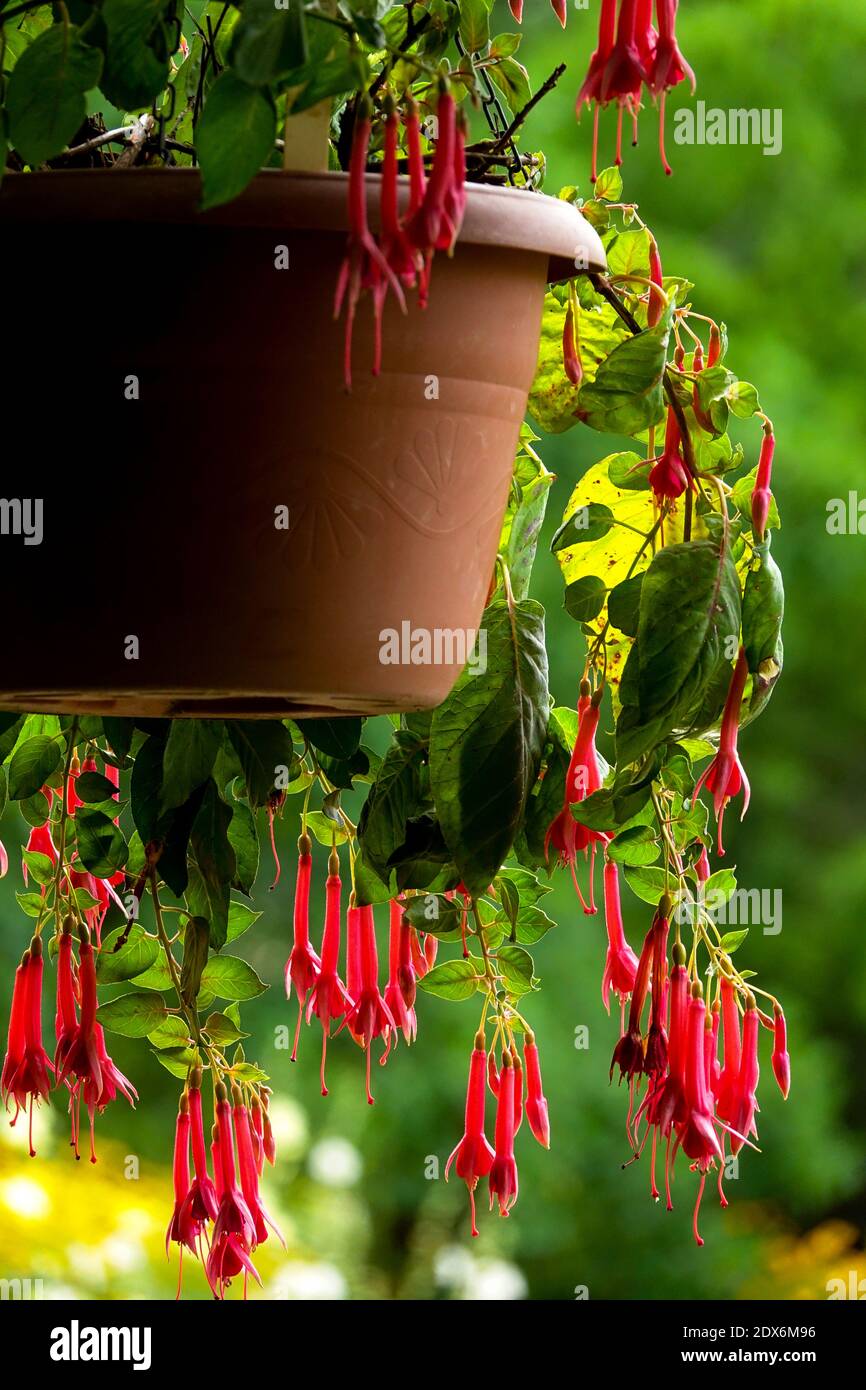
[0, 170, 605, 717]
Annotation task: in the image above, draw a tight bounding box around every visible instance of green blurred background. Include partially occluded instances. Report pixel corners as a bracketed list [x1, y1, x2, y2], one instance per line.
[1, 0, 865, 1300]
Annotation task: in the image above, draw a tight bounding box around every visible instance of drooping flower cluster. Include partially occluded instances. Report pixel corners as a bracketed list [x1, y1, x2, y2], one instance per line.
[165, 1068, 282, 1299]
[285, 840, 434, 1103]
[604, 883, 790, 1245]
[2, 918, 136, 1161]
[446, 1028, 550, 1237]
[545, 681, 609, 913]
[576, 0, 695, 180]
[335, 82, 468, 390]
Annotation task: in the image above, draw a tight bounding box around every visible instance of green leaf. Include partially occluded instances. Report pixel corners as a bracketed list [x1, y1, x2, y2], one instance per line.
[226, 720, 296, 809]
[703, 868, 737, 902]
[576, 311, 672, 436]
[459, 0, 493, 53]
[197, 71, 276, 211]
[228, 802, 260, 895]
[231, 0, 308, 86]
[102, 0, 172, 108]
[488, 55, 531, 114]
[607, 573, 644, 637]
[623, 865, 681, 907]
[616, 539, 741, 764]
[497, 943, 536, 996]
[742, 539, 784, 673]
[607, 824, 660, 867]
[96, 925, 160, 984]
[296, 718, 363, 762]
[76, 770, 121, 804]
[189, 781, 236, 950]
[551, 502, 615, 550]
[8, 734, 61, 800]
[417, 958, 479, 1001]
[153, 1045, 199, 1079]
[430, 597, 549, 897]
[97, 992, 167, 1039]
[75, 807, 128, 878]
[7, 24, 103, 165]
[593, 166, 623, 201]
[204, 1011, 248, 1045]
[21, 849, 54, 886]
[564, 575, 607, 624]
[201, 955, 268, 1001]
[16, 891, 47, 919]
[226, 901, 262, 944]
[161, 721, 223, 812]
[147, 1015, 192, 1049]
[720, 929, 749, 954]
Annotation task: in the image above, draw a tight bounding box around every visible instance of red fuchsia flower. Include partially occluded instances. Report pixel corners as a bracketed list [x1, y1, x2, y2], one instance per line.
[509, 0, 523, 22]
[751, 423, 776, 542]
[546, 683, 610, 914]
[404, 97, 426, 224]
[306, 849, 354, 1096]
[179, 1068, 219, 1251]
[439, 108, 468, 254]
[447, 1032, 495, 1236]
[695, 845, 711, 884]
[644, 902, 671, 1078]
[707, 999, 722, 1099]
[576, 0, 618, 182]
[379, 98, 421, 290]
[6, 937, 54, 1155]
[523, 1032, 551, 1149]
[647, 234, 665, 328]
[511, 1046, 524, 1136]
[260, 1090, 277, 1166]
[2, 952, 30, 1120]
[489, 1053, 519, 1217]
[715, 975, 741, 1125]
[383, 899, 417, 1045]
[649, 406, 691, 503]
[335, 96, 406, 391]
[165, 1093, 191, 1288]
[651, 0, 696, 176]
[406, 80, 459, 294]
[707, 322, 722, 368]
[285, 833, 321, 1062]
[344, 898, 364, 1043]
[343, 904, 396, 1104]
[643, 943, 689, 1174]
[771, 1003, 791, 1099]
[54, 919, 78, 1075]
[409, 925, 437, 978]
[636, 0, 658, 74]
[22, 821, 56, 885]
[232, 1085, 284, 1250]
[206, 1086, 260, 1300]
[563, 292, 583, 385]
[693, 648, 751, 855]
[610, 921, 654, 1086]
[600, 0, 648, 167]
[728, 996, 760, 1157]
[675, 982, 723, 1245]
[602, 860, 640, 1016]
[551, 0, 568, 28]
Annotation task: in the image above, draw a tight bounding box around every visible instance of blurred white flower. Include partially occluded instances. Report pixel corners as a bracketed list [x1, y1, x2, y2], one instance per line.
[0, 1175, 51, 1219]
[269, 1261, 347, 1300]
[308, 1136, 362, 1188]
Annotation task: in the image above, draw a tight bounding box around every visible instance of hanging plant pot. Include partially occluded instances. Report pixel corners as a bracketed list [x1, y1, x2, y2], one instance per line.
[0, 170, 605, 718]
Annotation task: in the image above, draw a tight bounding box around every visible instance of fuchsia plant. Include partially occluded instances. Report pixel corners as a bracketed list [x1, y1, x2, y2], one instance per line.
[0, 1, 789, 1294]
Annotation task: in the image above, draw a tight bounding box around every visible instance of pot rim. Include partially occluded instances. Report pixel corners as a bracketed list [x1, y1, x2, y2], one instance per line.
[0, 167, 606, 283]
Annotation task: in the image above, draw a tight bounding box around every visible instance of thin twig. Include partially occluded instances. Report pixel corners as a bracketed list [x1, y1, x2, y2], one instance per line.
[486, 62, 567, 151]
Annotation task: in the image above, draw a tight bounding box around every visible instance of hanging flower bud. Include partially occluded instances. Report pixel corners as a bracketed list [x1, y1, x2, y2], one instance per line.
[383, 899, 417, 1045]
[509, 0, 524, 22]
[707, 322, 723, 368]
[179, 1067, 219, 1250]
[2, 952, 30, 1121]
[165, 1093, 191, 1273]
[306, 849, 354, 1096]
[751, 423, 775, 542]
[343, 904, 396, 1103]
[489, 1053, 519, 1217]
[563, 286, 583, 385]
[649, 406, 691, 503]
[206, 1084, 260, 1299]
[729, 997, 760, 1155]
[446, 1032, 495, 1236]
[576, 0, 618, 182]
[695, 846, 711, 884]
[644, 899, 671, 1077]
[647, 235, 665, 328]
[551, 1, 567, 28]
[650, 0, 696, 175]
[610, 922, 654, 1083]
[545, 685, 610, 914]
[771, 1004, 790, 1099]
[601, 860, 639, 1013]
[285, 833, 321, 1061]
[693, 649, 751, 855]
[523, 1032, 551, 1148]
